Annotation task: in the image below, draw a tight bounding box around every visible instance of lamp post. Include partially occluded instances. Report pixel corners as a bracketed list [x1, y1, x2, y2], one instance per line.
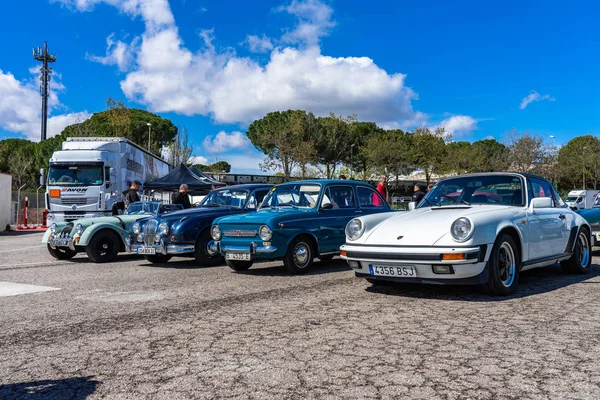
[350, 144, 356, 180]
[582, 146, 588, 190]
[147, 122, 152, 152]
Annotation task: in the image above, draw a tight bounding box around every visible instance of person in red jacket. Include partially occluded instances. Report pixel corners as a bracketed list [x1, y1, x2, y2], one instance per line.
[374, 176, 387, 205]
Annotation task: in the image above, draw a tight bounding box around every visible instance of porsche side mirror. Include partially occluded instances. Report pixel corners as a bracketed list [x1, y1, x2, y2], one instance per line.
[530, 197, 552, 212]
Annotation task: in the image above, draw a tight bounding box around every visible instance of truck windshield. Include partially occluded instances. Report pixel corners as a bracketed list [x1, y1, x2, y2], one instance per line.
[48, 165, 104, 186]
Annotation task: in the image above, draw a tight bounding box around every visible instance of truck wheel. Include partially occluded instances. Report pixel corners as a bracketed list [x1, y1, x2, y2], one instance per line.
[561, 227, 592, 274]
[283, 236, 315, 274]
[47, 244, 76, 260]
[483, 233, 520, 296]
[85, 230, 120, 263]
[226, 260, 254, 271]
[194, 230, 223, 266]
[145, 254, 172, 263]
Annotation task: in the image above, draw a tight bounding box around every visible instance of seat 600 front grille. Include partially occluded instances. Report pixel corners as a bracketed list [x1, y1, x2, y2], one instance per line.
[223, 230, 257, 237]
[144, 220, 157, 246]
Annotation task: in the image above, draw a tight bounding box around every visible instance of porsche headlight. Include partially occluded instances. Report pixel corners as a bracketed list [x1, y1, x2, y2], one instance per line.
[132, 222, 141, 235]
[211, 225, 222, 240]
[259, 225, 272, 241]
[75, 223, 84, 236]
[158, 222, 169, 236]
[450, 217, 473, 242]
[345, 219, 364, 241]
[49, 223, 57, 234]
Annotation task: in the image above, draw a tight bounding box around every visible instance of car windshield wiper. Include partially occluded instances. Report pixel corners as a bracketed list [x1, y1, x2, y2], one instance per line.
[460, 199, 471, 206]
[422, 197, 441, 207]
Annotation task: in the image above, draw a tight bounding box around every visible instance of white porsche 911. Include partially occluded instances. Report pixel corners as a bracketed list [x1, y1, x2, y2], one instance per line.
[340, 173, 592, 296]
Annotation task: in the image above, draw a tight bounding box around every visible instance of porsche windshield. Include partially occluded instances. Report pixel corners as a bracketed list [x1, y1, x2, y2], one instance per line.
[125, 202, 160, 215]
[48, 165, 103, 186]
[420, 175, 524, 208]
[260, 184, 321, 209]
[199, 189, 249, 209]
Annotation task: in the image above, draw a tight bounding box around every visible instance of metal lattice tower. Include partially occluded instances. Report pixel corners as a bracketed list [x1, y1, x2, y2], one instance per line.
[33, 42, 57, 141]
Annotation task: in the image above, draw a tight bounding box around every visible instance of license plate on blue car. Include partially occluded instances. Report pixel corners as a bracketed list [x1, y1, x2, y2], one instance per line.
[226, 252, 251, 261]
[137, 248, 156, 255]
[53, 239, 70, 247]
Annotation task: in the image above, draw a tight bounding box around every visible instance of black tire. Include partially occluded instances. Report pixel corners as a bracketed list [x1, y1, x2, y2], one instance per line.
[145, 254, 172, 263]
[47, 244, 76, 260]
[194, 230, 224, 266]
[283, 236, 315, 274]
[318, 255, 335, 262]
[226, 259, 254, 271]
[85, 230, 121, 263]
[561, 227, 592, 274]
[484, 233, 520, 296]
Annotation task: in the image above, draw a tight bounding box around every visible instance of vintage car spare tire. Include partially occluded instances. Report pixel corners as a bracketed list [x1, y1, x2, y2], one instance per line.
[47, 244, 77, 260]
[484, 233, 520, 296]
[561, 227, 592, 274]
[85, 229, 121, 263]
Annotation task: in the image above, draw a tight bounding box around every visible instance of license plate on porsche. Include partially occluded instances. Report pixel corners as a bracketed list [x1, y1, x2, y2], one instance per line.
[369, 264, 416, 277]
[53, 239, 70, 247]
[137, 248, 156, 255]
[226, 252, 251, 261]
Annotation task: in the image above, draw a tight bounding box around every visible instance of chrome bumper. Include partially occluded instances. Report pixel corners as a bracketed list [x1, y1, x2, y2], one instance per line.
[48, 236, 76, 252]
[215, 241, 277, 254]
[125, 237, 195, 255]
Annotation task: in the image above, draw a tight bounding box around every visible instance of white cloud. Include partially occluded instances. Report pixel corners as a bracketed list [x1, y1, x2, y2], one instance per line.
[87, 33, 139, 72]
[244, 35, 274, 53]
[520, 90, 555, 110]
[203, 131, 251, 153]
[277, 0, 336, 45]
[0, 69, 90, 141]
[188, 155, 209, 165]
[437, 115, 477, 138]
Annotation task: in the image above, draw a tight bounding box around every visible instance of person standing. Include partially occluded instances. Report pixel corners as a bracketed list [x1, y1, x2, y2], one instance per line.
[412, 184, 426, 204]
[123, 180, 141, 208]
[374, 176, 387, 206]
[172, 183, 192, 209]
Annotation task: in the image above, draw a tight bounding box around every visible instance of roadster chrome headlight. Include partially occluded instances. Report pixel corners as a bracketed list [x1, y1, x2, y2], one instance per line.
[49, 223, 57, 234]
[345, 219, 365, 241]
[158, 222, 169, 236]
[450, 217, 473, 242]
[259, 225, 272, 241]
[211, 225, 222, 240]
[132, 222, 141, 235]
[75, 223, 84, 236]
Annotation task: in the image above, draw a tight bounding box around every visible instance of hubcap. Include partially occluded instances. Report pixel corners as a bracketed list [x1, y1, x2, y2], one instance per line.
[498, 242, 516, 288]
[577, 232, 590, 268]
[294, 242, 310, 267]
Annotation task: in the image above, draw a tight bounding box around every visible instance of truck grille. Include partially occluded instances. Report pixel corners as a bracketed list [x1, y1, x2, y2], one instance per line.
[144, 220, 157, 246]
[61, 198, 95, 205]
[223, 230, 257, 237]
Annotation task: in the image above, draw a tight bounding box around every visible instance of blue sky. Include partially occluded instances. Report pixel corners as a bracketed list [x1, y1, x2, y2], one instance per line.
[1, 0, 599, 173]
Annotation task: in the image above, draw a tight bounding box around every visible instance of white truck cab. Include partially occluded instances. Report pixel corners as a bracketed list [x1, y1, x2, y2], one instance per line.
[564, 190, 599, 210]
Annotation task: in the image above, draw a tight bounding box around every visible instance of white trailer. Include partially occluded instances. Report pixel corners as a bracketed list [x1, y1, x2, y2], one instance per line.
[43, 137, 171, 223]
[564, 190, 599, 210]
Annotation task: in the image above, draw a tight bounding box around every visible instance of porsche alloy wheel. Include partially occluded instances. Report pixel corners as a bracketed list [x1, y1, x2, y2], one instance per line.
[484, 233, 520, 296]
[561, 228, 592, 274]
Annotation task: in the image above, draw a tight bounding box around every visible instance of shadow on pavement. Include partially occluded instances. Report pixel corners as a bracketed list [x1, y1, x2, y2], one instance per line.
[0, 376, 99, 399]
[238, 258, 350, 277]
[65, 253, 143, 264]
[0, 230, 45, 237]
[365, 263, 600, 301]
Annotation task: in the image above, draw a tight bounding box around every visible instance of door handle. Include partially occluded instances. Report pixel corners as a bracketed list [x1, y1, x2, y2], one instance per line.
[559, 214, 566, 220]
[355, 210, 362, 214]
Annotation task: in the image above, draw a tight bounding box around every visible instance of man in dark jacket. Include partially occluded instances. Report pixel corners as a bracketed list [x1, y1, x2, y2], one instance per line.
[412, 184, 426, 204]
[172, 184, 192, 209]
[123, 180, 141, 208]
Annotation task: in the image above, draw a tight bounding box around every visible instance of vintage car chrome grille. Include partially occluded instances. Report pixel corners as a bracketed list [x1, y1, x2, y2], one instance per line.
[144, 220, 158, 246]
[57, 224, 74, 238]
[223, 230, 257, 237]
[61, 198, 94, 205]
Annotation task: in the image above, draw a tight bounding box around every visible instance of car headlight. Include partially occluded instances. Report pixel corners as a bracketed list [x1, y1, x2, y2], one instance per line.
[49, 223, 57, 234]
[211, 225, 221, 240]
[345, 219, 365, 241]
[75, 223, 84, 236]
[132, 222, 141, 235]
[450, 217, 473, 242]
[259, 225, 272, 241]
[158, 222, 169, 236]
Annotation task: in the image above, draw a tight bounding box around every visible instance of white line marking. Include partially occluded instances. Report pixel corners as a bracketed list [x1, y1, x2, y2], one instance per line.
[0, 282, 61, 297]
[0, 245, 46, 253]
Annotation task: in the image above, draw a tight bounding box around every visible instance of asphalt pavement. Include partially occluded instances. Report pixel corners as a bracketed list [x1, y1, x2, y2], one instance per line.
[1, 231, 600, 399]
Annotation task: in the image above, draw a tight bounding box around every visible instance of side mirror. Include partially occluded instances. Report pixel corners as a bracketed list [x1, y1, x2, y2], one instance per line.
[320, 203, 334, 211]
[39, 168, 45, 186]
[109, 167, 116, 185]
[408, 202, 416, 211]
[530, 197, 552, 211]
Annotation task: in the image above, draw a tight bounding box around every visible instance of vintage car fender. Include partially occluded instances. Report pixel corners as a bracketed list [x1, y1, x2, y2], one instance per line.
[77, 223, 128, 246]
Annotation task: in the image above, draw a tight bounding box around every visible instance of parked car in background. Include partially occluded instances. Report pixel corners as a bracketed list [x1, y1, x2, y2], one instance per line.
[126, 184, 273, 265]
[42, 201, 183, 263]
[341, 173, 592, 296]
[211, 180, 392, 274]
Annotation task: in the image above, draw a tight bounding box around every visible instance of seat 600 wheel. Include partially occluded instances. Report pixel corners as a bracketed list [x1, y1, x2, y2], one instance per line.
[283, 236, 315, 274]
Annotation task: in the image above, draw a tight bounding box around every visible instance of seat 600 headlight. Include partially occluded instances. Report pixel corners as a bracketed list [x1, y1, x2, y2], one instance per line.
[259, 225, 272, 241]
[345, 219, 365, 241]
[211, 225, 221, 240]
[451, 217, 473, 242]
[158, 222, 169, 236]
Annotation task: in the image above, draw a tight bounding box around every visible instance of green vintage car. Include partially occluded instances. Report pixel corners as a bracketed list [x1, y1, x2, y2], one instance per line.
[42, 201, 183, 263]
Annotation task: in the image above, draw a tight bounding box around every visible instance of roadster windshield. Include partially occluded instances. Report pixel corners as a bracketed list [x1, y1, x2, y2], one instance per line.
[125, 202, 160, 215]
[260, 184, 321, 209]
[420, 175, 524, 208]
[199, 189, 249, 209]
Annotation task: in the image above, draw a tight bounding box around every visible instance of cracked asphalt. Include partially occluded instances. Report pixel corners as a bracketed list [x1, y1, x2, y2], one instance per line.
[1, 232, 600, 399]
